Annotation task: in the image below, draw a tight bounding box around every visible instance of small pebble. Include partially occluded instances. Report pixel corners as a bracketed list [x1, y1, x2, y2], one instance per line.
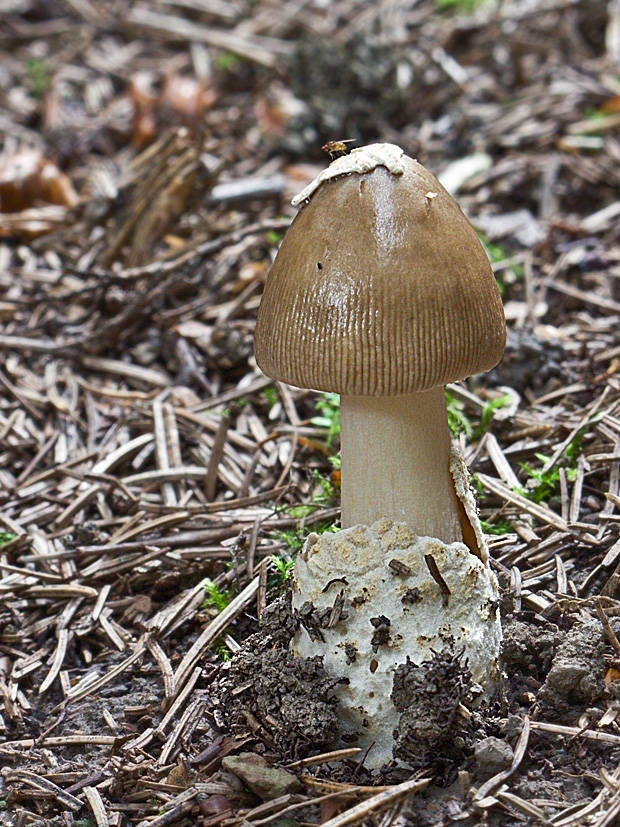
[474, 736, 514, 776]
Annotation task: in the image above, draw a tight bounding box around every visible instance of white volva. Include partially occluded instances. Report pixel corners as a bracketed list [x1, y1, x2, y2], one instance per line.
[290, 451, 502, 769]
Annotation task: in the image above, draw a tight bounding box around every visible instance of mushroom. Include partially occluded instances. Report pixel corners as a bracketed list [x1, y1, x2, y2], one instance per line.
[254, 143, 505, 549]
[254, 144, 506, 766]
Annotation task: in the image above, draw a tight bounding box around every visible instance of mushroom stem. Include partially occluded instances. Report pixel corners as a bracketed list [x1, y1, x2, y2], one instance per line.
[339, 388, 464, 544]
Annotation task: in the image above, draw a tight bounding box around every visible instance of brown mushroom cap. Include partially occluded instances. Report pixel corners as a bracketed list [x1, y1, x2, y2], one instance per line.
[254, 147, 505, 396]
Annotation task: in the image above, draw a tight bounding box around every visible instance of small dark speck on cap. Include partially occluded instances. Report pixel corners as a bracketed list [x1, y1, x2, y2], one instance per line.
[317, 262, 323, 270]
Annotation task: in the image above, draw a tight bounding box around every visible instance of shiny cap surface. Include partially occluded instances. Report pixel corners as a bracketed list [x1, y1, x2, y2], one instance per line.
[254, 145, 506, 396]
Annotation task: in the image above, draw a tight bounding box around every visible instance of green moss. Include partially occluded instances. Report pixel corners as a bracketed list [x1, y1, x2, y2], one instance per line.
[446, 390, 473, 438]
[262, 386, 278, 411]
[311, 392, 341, 447]
[24, 58, 50, 98]
[265, 228, 286, 247]
[480, 519, 514, 535]
[435, 0, 486, 12]
[201, 578, 233, 612]
[477, 232, 524, 297]
[215, 52, 243, 72]
[274, 521, 339, 555]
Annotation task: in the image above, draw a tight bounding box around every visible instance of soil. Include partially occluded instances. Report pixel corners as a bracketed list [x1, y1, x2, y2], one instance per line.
[212, 596, 342, 758]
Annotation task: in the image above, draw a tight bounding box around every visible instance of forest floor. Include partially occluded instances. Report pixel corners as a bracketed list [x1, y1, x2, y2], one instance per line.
[2, 0, 620, 825]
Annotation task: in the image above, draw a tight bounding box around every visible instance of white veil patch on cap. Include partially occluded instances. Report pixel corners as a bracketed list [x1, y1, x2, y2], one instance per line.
[291, 143, 406, 207]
